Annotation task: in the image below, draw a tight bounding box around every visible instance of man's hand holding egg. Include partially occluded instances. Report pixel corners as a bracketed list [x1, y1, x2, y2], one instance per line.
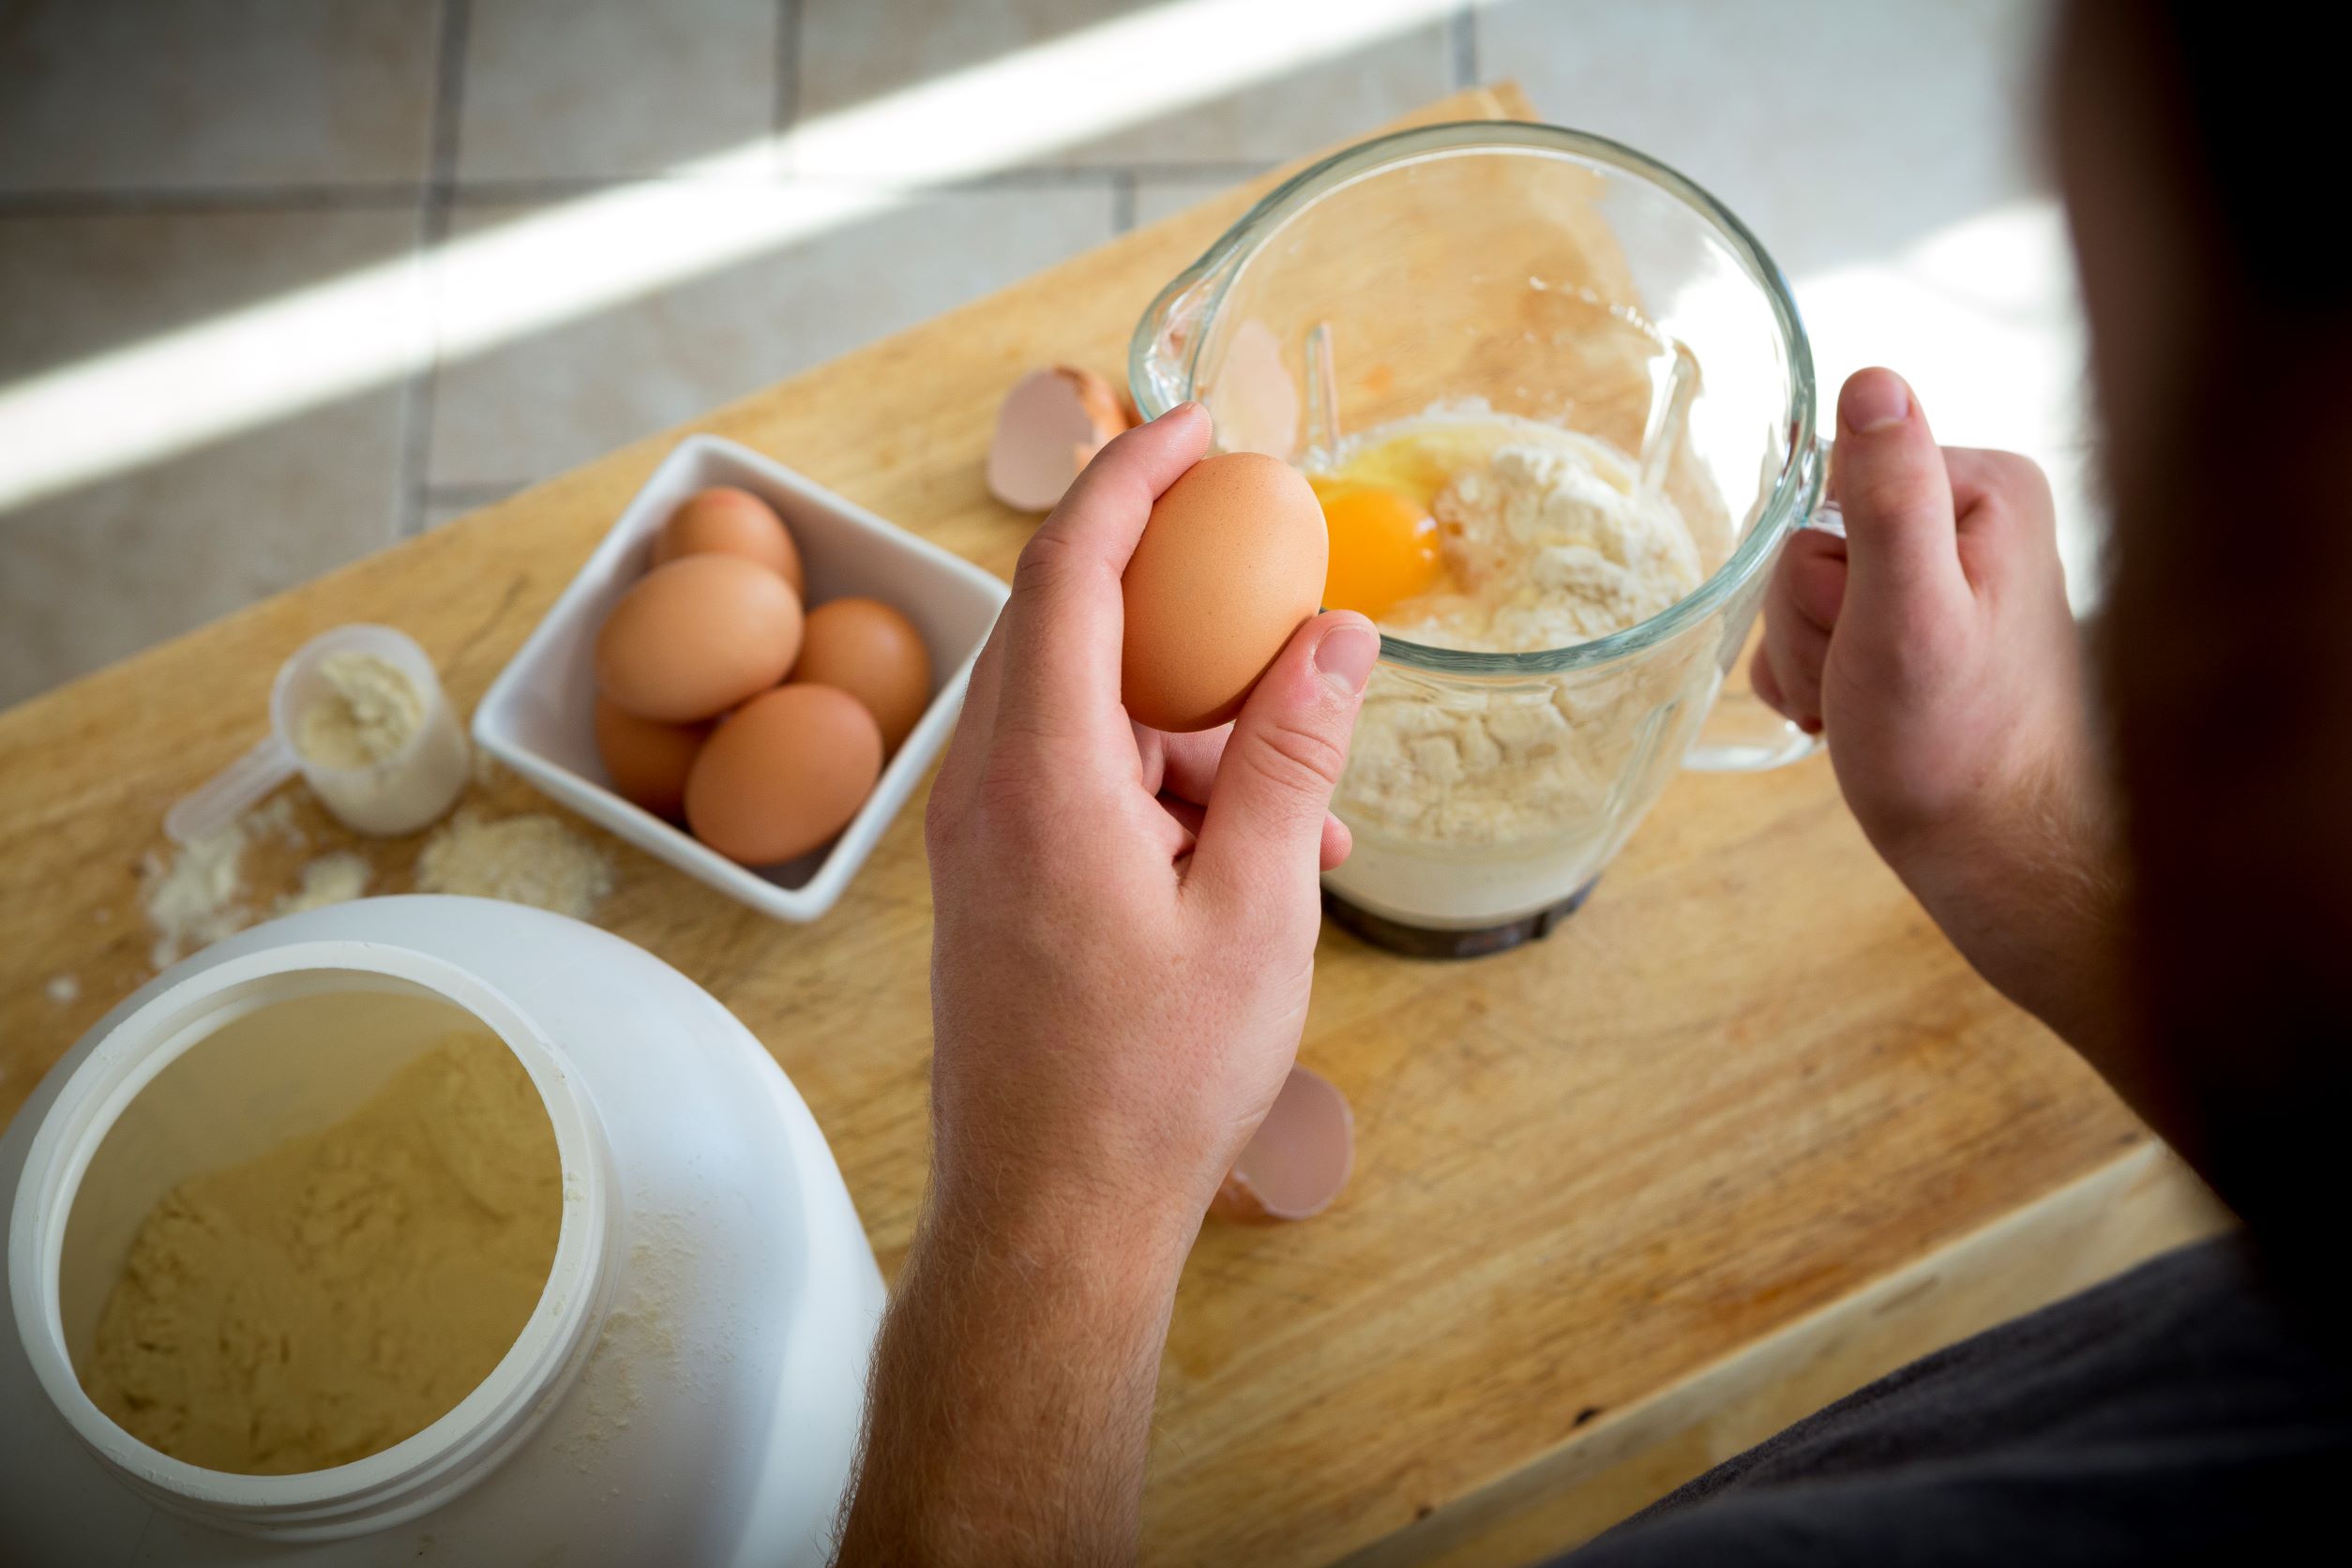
[923, 402, 1375, 1254]
[590, 485, 933, 867]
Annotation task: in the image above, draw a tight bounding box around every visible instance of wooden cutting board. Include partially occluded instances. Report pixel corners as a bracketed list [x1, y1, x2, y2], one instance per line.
[0, 85, 2224, 1566]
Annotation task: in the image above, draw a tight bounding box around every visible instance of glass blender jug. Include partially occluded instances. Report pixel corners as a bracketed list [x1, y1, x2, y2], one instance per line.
[1131, 121, 1836, 957]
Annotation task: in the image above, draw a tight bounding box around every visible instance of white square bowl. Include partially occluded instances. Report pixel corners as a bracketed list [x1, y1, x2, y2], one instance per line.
[475, 433, 1009, 922]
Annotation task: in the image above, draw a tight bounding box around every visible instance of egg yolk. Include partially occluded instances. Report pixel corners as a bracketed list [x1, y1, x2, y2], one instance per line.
[1315, 482, 1443, 619]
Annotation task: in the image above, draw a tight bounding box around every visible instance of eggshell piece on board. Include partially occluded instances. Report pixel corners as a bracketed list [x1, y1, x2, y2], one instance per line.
[595, 554, 804, 723]
[593, 697, 708, 819]
[1210, 1065, 1354, 1223]
[793, 597, 935, 753]
[653, 486, 806, 596]
[684, 684, 882, 865]
[1120, 451, 1328, 732]
[987, 366, 1138, 512]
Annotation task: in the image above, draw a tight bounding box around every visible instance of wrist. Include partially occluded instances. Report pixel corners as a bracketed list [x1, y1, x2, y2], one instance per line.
[1878, 755, 2127, 1052]
[1907, 755, 2117, 921]
[838, 1165, 1192, 1566]
[921, 1163, 1199, 1308]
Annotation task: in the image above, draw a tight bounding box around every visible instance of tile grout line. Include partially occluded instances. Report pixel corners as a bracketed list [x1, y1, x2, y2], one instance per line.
[400, 0, 474, 538]
[0, 185, 425, 218]
[773, 0, 802, 147]
[1451, 2, 1480, 90]
[945, 160, 1271, 194]
[1110, 171, 1138, 234]
[421, 0, 473, 255]
[0, 161, 1289, 218]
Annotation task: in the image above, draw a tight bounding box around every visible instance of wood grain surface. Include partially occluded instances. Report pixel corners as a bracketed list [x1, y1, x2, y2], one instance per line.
[0, 86, 2223, 1565]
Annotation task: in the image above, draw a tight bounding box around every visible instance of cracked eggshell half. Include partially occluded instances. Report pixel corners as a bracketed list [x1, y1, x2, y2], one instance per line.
[987, 366, 1138, 512]
[1210, 1064, 1354, 1223]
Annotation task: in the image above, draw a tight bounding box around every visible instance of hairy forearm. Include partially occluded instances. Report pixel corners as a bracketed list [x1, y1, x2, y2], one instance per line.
[1892, 754, 2174, 1135]
[1910, 806, 2125, 1057]
[832, 1187, 1192, 1567]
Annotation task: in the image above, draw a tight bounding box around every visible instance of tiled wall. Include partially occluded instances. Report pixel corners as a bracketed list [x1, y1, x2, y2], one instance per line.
[0, 0, 2067, 707]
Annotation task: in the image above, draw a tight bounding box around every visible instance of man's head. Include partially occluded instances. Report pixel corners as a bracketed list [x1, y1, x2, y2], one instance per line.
[2056, 2, 2352, 1282]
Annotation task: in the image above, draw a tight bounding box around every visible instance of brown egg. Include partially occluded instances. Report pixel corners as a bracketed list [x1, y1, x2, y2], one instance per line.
[685, 685, 882, 865]
[596, 555, 803, 723]
[1121, 451, 1328, 731]
[593, 697, 707, 818]
[792, 597, 933, 753]
[653, 487, 805, 596]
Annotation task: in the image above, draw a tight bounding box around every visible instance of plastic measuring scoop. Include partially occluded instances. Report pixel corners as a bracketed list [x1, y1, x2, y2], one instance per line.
[165, 624, 470, 845]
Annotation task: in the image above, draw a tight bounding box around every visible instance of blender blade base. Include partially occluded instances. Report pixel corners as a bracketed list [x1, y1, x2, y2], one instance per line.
[1320, 878, 1599, 960]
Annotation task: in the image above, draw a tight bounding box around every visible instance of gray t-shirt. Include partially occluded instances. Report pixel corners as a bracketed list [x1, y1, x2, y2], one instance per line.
[1559, 1236, 2350, 1565]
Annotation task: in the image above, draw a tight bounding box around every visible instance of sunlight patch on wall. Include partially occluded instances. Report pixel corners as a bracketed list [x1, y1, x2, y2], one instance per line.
[0, 0, 1457, 512]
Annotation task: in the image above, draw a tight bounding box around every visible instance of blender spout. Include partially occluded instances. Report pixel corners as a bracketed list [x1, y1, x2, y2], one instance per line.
[1127, 250, 1238, 421]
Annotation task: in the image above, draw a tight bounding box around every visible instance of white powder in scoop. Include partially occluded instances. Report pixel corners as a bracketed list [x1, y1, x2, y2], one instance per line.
[292, 649, 470, 836]
[296, 652, 425, 768]
[415, 810, 613, 920]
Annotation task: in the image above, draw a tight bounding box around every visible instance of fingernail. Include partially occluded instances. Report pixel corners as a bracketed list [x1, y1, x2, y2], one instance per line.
[1159, 400, 1205, 424]
[1315, 621, 1380, 695]
[1840, 369, 1909, 434]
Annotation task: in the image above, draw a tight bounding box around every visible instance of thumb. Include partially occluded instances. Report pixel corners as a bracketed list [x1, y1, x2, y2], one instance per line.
[1832, 369, 1965, 623]
[1187, 611, 1378, 915]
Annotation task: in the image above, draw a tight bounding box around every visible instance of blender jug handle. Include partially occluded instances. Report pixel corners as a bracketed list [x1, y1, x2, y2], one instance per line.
[1681, 444, 1843, 774]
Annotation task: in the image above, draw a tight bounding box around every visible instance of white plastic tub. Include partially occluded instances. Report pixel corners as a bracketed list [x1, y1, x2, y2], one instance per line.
[0, 897, 884, 1566]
